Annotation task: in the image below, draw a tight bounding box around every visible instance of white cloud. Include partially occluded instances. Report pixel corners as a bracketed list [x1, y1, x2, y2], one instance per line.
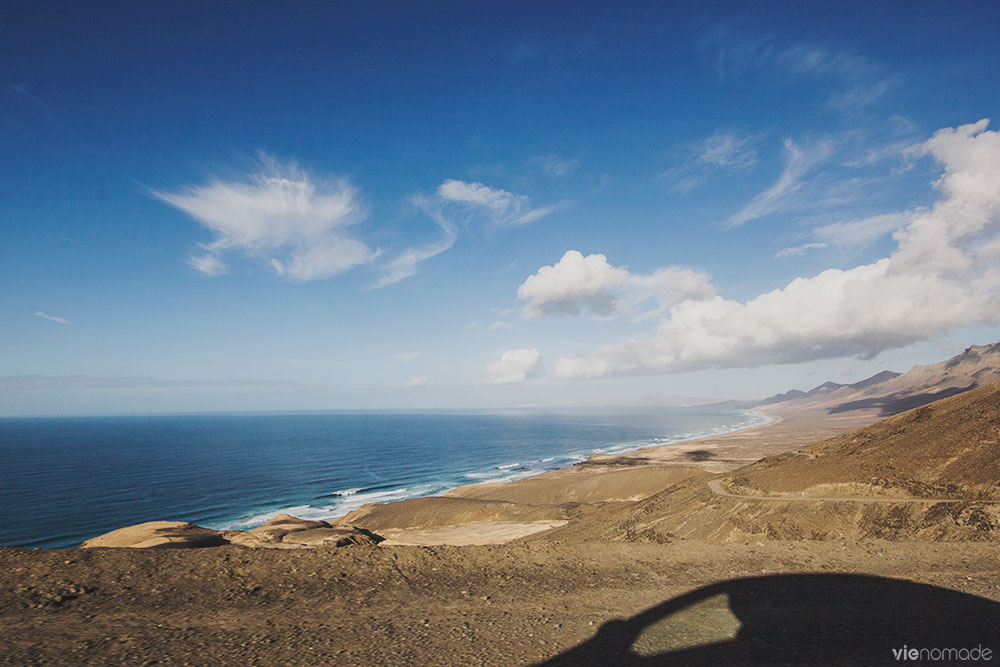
[187, 253, 228, 276]
[437, 179, 557, 228]
[374, 199, 457, 288]
[775, 242, 828, 258]
[530, 154, 578, 177]
[660, 130, 760, 193]
[518, 251, 629, 318]
[813, 211, 912, 247]
[372, 178, 554, 287]
[34, 311, 70, 325]
[726, 138, 835, 227]
[394, 352, 420, 364]
[404, 376, 430, 388]
[490, 321, 514, 330]
[840, 140, 912, 168]
[517, 250, 715, 320]
[702, 28, 894, 113]
[697, 131, 758, 169]
[555, 120, 1000, 379]
[485, 348, 546, 385]
[154, 155, 377, 282]
[439, 179, 525, 212]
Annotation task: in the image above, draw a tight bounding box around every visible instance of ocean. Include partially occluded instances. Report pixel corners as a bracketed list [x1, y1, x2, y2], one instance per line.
[0, 408, 768, 549]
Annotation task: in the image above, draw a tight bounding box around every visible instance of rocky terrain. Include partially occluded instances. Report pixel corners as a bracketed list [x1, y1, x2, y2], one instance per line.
[752, 342, 1000, 417]
[2, 345, 1000, 664]
[2, 540, 998, 665]
[541, 383, 1000, 545]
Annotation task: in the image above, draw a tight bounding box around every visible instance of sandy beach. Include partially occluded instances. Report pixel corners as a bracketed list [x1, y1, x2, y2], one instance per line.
[4, 387, 1000, 665]
[339, 403, 881, 547]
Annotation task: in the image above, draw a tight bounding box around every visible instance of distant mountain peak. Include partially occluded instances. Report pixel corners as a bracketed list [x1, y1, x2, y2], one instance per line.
[756, 341, 1000, 418]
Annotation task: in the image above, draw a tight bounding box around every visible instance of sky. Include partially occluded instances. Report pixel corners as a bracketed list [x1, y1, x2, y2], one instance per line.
[2, 1, 1000, 415]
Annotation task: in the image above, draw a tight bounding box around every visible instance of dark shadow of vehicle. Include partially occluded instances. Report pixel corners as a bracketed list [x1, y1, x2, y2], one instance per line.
[537, 573, 999, 666]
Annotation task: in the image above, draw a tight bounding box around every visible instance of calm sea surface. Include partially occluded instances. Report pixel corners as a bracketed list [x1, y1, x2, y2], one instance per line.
[0, 408, 768, 548]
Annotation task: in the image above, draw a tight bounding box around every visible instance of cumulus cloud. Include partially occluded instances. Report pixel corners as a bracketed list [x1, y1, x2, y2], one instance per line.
[34, 311, 70, 325]
[485, 348, 545, 384]
[555, 120, 1000, 380]
[490, 321, 514, 330]
[404, 376, 430, 388]
[154, 155, 377, 282]
[517, 250, 715, 320]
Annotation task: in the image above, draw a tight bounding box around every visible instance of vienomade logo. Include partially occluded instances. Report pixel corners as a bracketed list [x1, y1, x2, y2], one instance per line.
[892, 645, 993, 662]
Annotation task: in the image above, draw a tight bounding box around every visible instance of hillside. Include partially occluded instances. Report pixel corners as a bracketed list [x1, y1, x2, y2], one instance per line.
[545, 383, 1000, 543]
[730, 383, 1000, 500]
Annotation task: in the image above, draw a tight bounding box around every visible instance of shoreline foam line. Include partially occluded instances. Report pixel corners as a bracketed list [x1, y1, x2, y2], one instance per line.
[213, 409, 776, 531]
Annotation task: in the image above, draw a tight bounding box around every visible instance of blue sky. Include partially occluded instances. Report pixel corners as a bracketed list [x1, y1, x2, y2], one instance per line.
[3, 1, 1000, 415]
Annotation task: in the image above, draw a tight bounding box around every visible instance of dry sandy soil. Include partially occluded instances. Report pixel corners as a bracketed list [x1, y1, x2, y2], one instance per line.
[2, 389, 999, 665]
[2, 540, 998, 666]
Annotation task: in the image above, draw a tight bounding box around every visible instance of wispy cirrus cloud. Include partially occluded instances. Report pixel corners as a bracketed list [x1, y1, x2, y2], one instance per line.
[157, 155, 562, 288]
[187, 253, 228, 276]
[700, 26, 896, 113]
[436, 179, 559, 228]
[529, 154, 578, 177]
[776, 211, 914, 260]
[697, 131, 760, 169]
[813, 211, 913, 247]
[725, 138, 836, 227]
[34, 311, 70, 325]
[373, 197, 457, 288]
[373, 179, 559, 288]
[774, 242, 828, 258]
[660, 129, 761, 193]
[154, 155, 377, 282]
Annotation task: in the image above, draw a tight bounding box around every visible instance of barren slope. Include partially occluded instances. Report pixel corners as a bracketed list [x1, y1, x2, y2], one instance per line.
[545, 384, 1000, 543]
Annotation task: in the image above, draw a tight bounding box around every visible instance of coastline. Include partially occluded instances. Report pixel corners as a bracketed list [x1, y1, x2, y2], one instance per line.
[216, 407, 777, 534]
[336, 404, 882, 546]
[5, 390, 999, 665]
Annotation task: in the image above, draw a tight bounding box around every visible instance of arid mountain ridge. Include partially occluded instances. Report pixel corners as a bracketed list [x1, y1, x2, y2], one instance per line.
[732, 342, 1000, 417]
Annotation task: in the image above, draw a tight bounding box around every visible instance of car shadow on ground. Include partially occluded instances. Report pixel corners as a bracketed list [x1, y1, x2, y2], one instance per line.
[537, 573, 1000, 666]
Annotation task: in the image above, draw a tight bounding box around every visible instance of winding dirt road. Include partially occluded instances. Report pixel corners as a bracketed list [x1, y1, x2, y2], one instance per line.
[706, 479, 995, 504]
